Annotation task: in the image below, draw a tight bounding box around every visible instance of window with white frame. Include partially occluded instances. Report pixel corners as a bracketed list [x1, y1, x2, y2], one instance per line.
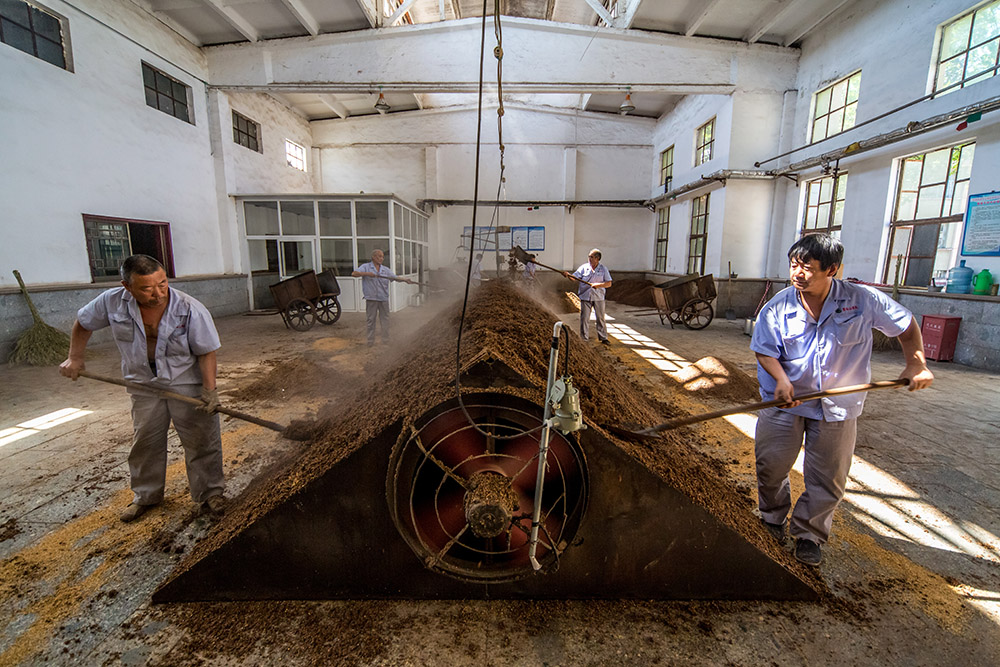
[811, 72, 861, 142]
[934, 0, 1000, 94]
[659, 146, 674, 191]
[285, 140, 306, 171]
[694, 119, 714, 166]
[142, 62, 192, 124]
[0, 0, 70, 70]
[884, 141, 975, 287]
[802, 173, 848, 238]
[655, 207, 669, 272]
[233, 110, 261, 153]
[687, 195, 709, 275]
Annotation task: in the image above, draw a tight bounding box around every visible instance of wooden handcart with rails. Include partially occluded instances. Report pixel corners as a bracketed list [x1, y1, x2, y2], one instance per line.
[268, 269, 343, 331]
[652, 273, 717, 330]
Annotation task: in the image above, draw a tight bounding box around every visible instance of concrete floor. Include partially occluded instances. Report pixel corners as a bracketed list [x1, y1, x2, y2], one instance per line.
[1, 293, 999, 666]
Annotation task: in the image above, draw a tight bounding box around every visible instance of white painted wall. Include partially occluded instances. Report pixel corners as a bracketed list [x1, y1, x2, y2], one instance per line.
[0, 0, 221, 287]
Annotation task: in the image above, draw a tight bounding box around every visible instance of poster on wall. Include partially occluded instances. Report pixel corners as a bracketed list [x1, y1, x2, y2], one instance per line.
[511, 226, 529, 250]
[962, 191, 1000, 256]
[497, 227, 512, 251]
[527, 226, 545, 251]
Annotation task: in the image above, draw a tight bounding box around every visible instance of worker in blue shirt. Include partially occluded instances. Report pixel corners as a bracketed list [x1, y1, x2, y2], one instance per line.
[352, 249, 415, 346]
[750, 234, 933, 566]
[564, 248, 613, 345]
[60, 255, 225, 523]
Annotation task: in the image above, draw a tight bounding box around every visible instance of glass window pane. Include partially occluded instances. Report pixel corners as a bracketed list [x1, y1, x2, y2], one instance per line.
[915, 184, 946, 219]
[818, 203, 831, 227]
[393, 204, 403, 237]
[805, 207, 818, 229]
[157, 92, 173, 114]
[31, 8, 60, 41]
[843, 103, 857, 130]
[969, 39, 1000, 79]
[155, 71, 172, 94]
[834, 200, 845, 226]
[1, 0, 31, 24]
[172, 80, 187, 101]
[812, 116, 827, 142]
[921, 149, 949, 184]
[814, 88, 831, 117]
[245, 201, 279, 236]
[280, 201, 315, 235]
[938, 56, 966, 89]
[356, 238, 390, 267]
[173, 100, 188, 121]
[830, 80, 848, 109]
[951, 180, 970, 215]
[941, 14, 973, 61]
[356, 201, 389, 236]
[846, 73, 861, 103]
[819, 178, 833, 202]
[248, 239, 279, 274]
[808, 183, 820, 205]
[971, 3, 1000, 45]
[395, 240, 404, 273]
[144, 87, 157, 108]
[35, 37, 64, 68]
[897, 191, 917, 221]
[318, 201, 352, 236]
[3, 21, 33, 53]
[827, 108, 844, 135]
[901, 158, 922, 190]
[320, 239, 354, 277]
[142, 64, 155, 88]
[280, 241, 313, 275]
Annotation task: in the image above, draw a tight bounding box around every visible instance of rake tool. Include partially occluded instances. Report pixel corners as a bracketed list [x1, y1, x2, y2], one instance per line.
[511, 246, 595, 287]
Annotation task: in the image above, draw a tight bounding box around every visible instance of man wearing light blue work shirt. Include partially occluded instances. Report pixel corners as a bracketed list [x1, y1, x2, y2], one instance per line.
[60, 255, 225, 523]
[563, 248, 613, 345]
[750, 234, 933, 566]
[352, 249, 414, 347]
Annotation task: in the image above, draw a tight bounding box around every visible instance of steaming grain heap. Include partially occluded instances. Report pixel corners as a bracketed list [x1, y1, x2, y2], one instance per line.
[158, 280, 822, 600]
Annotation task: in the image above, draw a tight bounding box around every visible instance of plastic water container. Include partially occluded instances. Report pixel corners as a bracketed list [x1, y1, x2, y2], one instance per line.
[945, 260, 973, 294]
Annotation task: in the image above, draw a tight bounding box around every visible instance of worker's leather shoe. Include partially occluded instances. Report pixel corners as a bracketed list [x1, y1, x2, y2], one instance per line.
[202, 495, 227, 516]
[120, 503, 152, 523]
[794, 539, 823, 566]
[600, 339, 611, 346]
[762, 519, 787, 545]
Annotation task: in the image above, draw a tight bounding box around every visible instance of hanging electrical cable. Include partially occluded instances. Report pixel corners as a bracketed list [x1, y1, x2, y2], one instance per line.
[452, 0, 538, 441]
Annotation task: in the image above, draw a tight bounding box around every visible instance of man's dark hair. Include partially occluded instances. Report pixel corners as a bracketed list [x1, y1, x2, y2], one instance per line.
[788, 234, 843, 270]
[120, 255, 165, 284]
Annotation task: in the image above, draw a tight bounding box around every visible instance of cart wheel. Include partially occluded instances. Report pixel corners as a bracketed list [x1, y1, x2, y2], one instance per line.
[315, 296, 342, 325]
[286, 298, 316, 331]
[681, 298, 714, 330]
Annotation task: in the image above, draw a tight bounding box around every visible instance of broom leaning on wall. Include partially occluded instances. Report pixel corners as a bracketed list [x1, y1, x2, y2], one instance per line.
[10, 270, 70, 366]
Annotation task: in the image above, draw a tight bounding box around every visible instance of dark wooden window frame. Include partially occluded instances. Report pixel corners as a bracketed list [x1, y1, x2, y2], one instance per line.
[801, 172, 848, 237]
[659, 145, 674, 191]
[695, 118, 715, 167]
[687, 194, 709, 275]
[82, 214, 175, 283]
[141, 61, 193, 124]
[0, 0, 71, 70]
[233, 109, 262, 153]
[655, 206, 669, 272]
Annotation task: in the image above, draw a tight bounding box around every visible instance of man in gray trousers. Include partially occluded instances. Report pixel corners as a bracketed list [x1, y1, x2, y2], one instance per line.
[60, 255, 225, 523]
[751, 234, 932, 566]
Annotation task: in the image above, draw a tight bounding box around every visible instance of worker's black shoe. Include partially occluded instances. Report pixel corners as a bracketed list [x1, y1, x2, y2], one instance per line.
[202, 495, 227, 517]
[762, 519, 787, 545]
[794, 538, 822, 566]
[120, 502, 152, 523]
[600, 339, 611, 346]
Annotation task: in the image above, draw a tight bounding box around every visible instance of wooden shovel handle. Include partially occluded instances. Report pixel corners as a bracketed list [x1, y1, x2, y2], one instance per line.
[638, 379, 910, 436]
[77, 370, 287, 434]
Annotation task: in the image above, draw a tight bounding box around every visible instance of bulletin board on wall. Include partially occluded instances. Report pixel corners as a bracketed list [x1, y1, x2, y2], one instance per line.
[962, 191, 1000, 256]
[463, 226, 544, 252]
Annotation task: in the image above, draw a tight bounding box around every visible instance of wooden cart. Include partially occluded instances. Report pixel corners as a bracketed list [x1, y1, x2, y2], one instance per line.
[268, 269, 342, 331]
[652, 273, 717, 330]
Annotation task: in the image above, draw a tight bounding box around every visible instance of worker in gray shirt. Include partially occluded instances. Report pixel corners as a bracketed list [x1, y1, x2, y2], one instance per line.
[59, 255, 225, 523]
[352, 248, 415, 347]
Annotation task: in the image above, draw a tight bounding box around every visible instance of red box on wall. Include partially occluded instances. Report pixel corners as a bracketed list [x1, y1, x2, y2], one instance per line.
[921, 315, 962, 362]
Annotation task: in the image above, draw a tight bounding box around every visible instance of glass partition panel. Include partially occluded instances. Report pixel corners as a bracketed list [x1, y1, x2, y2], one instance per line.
[356, 201, 389, 236]
[357, 238, 391, 268]
[280, 240, 314, 276]
[245, 201, 279, 236]
[394, 203, 403, 237]
[321, 239, 355, 276]
[280, 201, 316, 235]
[318, 201, 352, 236]
[248, 239, 279, 274]
[395, 239, 404, 274]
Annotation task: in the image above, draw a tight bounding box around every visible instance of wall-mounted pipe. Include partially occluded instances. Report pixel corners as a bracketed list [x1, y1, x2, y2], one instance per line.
[645, 169, 777, 207]
[418, 199, 651, 211]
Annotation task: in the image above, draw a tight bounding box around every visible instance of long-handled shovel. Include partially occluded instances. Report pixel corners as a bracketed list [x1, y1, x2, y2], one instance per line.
[609, 379, 910, 440]
[76, 370, 295, 437]
[511, 245, 595, 287]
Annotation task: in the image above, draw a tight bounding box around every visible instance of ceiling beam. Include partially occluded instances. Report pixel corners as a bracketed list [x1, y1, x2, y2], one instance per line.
[579, 93, 592, 111]
[202, 0, 259, 42]
[439, 0, 446, 21]
[744, 0, 799, 44]
[278, 0, 320, 36]
[133, 0, 205, 45]
[413, 93, 426, 110]
[318, 94, 350, 119]
[450, 0, 462, 20]
[684, 0, 724, 37]
[783, 0, 852, 46]
[582, 0, 615, 26]
[387, 0, 419, 26]
[613, 0, 643, 30]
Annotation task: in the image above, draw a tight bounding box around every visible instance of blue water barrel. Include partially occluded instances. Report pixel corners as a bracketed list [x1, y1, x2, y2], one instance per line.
[945, 260, 973, 294]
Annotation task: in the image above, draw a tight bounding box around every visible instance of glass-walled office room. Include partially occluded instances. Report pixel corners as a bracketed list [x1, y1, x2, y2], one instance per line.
[240, 195, 429, 312]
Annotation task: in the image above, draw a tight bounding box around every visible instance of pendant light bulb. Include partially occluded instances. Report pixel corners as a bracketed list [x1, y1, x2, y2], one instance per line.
[619, 87, 635, 115]
[374, 88, 391, 112]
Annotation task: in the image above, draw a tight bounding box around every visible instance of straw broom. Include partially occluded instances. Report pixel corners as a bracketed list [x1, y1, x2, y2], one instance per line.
[10, 270, 70, 365]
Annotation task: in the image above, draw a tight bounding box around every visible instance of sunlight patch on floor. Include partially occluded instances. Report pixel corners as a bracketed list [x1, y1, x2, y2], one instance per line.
[0, 408, 93, 448]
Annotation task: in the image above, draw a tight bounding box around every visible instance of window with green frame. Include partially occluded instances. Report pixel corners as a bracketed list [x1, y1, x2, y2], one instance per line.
[687, 195, 709, 275]
[655, 207, 669, 272]
[694, 119, 714, 166]
[811, 72, 861, 142]
[884, 141, 975, 287]
[934, 1, 1000, 94]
